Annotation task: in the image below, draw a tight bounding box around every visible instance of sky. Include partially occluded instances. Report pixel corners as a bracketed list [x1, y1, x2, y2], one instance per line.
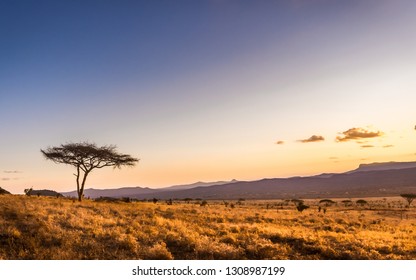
[1, 0, 415, 194]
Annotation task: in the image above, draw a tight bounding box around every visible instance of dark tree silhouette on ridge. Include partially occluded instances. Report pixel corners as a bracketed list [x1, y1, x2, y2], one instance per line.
[400, 194, 416, 207]
[41, 142, 139, 201]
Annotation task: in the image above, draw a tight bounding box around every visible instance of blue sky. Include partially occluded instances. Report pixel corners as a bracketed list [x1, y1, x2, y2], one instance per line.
[1, 0, 416, 193]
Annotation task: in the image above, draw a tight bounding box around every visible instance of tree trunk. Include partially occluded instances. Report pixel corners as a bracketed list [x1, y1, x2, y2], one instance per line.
[76, 166, 81, 201]
[78, 170, 90, 202]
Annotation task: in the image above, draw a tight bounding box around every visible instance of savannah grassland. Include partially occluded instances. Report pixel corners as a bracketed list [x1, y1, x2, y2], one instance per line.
[0, 195, 415, 260]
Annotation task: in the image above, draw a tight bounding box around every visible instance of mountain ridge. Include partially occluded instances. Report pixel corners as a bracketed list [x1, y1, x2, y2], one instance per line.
[60, 161, 416, 200]
[60, 180, 239, 199]
[347, 161, 416, 174]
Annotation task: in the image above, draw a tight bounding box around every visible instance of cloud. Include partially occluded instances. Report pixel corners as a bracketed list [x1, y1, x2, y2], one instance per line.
[298, 135, 325, 143]
[336, 127, 383, 142]
[361, 145, 374, 148]
[329, 157, 338, 160]
[275, 140, 285, 145]
[1, 171, 22, 181]
[383, 144, 394, 148]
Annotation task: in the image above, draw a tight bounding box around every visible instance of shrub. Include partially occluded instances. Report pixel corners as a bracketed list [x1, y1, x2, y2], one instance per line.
[341, 200, 353, 206]
[356, 199, 368, 206]
[296, 203, 310, 213]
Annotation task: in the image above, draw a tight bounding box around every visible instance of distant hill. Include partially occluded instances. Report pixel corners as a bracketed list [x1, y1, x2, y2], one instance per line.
[127, 167, 416, 200]
[59, 161, 416, 200]
[60, 186, 158, 199]
[162, 180, 239, 191]
[60, 180, 238, 199]
[348, 161, 416, 173]
[27, 189, 63, 197]
[0, 187, 11, 195]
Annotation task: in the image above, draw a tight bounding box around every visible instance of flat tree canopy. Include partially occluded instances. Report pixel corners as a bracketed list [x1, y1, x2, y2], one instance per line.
[356, 199, 368, 206]
[319, 199, 336, 206]
[400, 194, 416, 207]
[41, 142, 139, 201]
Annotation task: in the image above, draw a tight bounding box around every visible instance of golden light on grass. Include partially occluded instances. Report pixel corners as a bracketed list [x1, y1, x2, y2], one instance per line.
[0, 195, 415, 260]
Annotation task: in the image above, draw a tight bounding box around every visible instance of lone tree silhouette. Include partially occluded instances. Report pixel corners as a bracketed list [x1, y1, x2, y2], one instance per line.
[319, 199, 336, 207]
[356, 199, 368, 207]
[296, 203, 309, 213]
[400, 194, 416, 207]
[292, 199, 309, 213]
[41, 142, 139, 201]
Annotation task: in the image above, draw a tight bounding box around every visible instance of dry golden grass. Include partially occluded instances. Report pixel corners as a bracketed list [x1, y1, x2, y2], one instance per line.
[0, 195, 415, 259]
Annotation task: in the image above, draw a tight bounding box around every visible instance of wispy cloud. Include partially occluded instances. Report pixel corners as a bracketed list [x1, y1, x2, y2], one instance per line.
[361, 145, 374, 148]
[336, 127, 383, 142]
[328, 157, 338, 160]
[275, 140, 285, 145]
[298, 135, 325, 143]
[383, 144, 394, 148]
[2, 170, 22, 181]
[1, 177, 21, 181]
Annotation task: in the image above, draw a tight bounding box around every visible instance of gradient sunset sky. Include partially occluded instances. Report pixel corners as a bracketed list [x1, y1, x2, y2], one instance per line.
[1, 0, 415, 194]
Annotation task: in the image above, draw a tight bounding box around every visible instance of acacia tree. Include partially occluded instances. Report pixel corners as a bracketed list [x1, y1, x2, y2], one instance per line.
[41, 142, 139, 201]
[319, 199, 336, 207]
[296, 203, 309, 213]
[400, 194, 416, 207]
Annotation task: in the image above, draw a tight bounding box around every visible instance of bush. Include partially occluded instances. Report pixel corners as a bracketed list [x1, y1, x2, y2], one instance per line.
[296, 203, 309, 213]
[356, 199, 368, 206]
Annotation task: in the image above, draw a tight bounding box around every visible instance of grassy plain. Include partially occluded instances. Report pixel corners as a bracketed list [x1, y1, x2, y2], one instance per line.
[0, 195, 415, 259]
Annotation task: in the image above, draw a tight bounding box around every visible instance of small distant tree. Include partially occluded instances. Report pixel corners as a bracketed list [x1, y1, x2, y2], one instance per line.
[200, 200, 208, 207]
[319, 199, 336, 207]
[122, 197, 131, 203]
[183, 198, 192, 204]
[291, 199, 304, 206]
[341, 200, 353, 207]
[296, 203, 309, 213]
[41, 142, 139, 202]
[356, 199, 368, 206]
[237, 198, 245, 205]
[400, 194, 416, 207]
[291, 199, 309, 213]
[24, 187, 33, 196]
